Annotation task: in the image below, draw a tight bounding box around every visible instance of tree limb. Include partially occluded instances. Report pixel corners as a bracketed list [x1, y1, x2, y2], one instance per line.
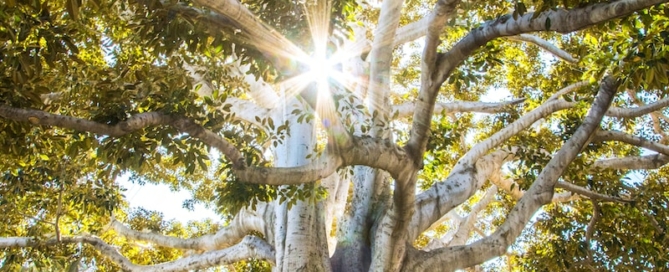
[410, 98, 577, 240]
[410, 150, 509, 240]
[547, 81, 590, 101]
[592, 154, 669, 169]
[606, 96, 669, 118]
[366, 0, 405, 127]
[424, 186, 497, 251]
[110, 204, 270, 251]
[0, 235, 275, 271]
[405, 76, 618, 271]
[405, 0, 460, 161]
[434, 0, 665, 88]
[593, 130, 669, 156]
[393, 98, 525, 119]
[556, 181, 631, 203]
[192, 0, 306, 70]
[508, 34, 577, 63]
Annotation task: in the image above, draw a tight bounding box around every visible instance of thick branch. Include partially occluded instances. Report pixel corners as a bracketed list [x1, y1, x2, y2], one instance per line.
[425, 186, 497, 250]
[0, 235, 274, 271]
[593, 154, 669, 169]
[0, 105, 246, 168]
[192, 0, 304, 69]
[434, 0, 665, 87]
[410, 98, 577, 240]
[366, 0, 405, 126]
[410, 150, 509, 240]
[406, 0, 460, 160]
[394, 98, 525, 119]
[406, 77, 618, 271]
[236, 153, 343, 185]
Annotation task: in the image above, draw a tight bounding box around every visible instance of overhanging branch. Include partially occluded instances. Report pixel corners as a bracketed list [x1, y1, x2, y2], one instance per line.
[0, 235, 275, 271]
[405, 76, 618, 271]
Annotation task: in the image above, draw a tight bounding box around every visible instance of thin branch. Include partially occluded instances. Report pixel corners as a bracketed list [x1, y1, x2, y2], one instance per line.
[556, 181, 631, 203]
[508, 34, 577, 63]
[459, 99, 574, 166]
[593, 130, 669, 156]
[547, 80, 590, 101]
[490, 169, 580, 203]
[584, 200, 601, 266]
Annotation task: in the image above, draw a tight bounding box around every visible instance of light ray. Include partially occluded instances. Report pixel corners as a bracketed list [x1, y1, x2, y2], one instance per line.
[231, 0, 371, 133]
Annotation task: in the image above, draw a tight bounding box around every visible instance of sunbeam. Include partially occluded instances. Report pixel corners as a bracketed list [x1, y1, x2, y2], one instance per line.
[229, 0, 369, 140]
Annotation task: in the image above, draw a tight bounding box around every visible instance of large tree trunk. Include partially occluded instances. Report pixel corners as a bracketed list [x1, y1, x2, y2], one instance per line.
[272, 98, 331, 271]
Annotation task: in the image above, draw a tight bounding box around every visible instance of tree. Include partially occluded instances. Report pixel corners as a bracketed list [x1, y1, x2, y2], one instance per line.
[0, 0, 668, 270]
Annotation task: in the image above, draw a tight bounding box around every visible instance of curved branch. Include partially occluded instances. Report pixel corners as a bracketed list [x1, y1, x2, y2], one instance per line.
[435, 0, 664, 85]
[606, 96, 669, 118]
[236, 153, 343, 185]
[192, 0, 305, 70]
[410, 98, 577, 240]
[508, 34, 577, 63]
[406, 76, 618, 271]
[0, 105, 414, 185]
[556, 181, 631, 203]
[425, 186, 497, 251]
[0, 105, 246, 168]
[410, 150, 509, 240]
[345, 137, 413, 180]
[110, 204, 270, 251]
[394, 98, 525, 119]
[547, 80, 590, 101]
[0, 235, 274, 271]
[592, 154, 669, 169]
[594, 130, 669, 156]
[406, 0, 460, 160]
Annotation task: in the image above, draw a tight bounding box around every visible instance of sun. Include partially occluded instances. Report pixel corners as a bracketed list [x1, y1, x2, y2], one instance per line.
[304, 51, 337, 93]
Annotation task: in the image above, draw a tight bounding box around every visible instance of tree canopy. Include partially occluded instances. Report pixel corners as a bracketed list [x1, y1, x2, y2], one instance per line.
[0, 0, 668, 271]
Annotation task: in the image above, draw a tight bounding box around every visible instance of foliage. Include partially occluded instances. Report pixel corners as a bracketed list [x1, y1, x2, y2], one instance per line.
[0, 0, 668, 270]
